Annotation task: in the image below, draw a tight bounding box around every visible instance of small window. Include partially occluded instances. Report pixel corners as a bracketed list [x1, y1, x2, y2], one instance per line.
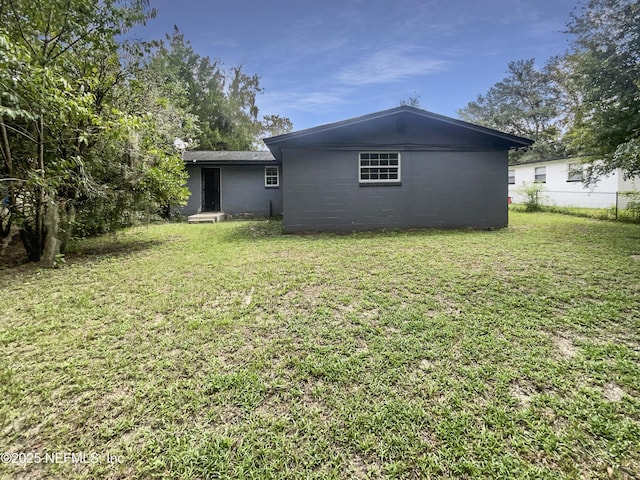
[534, 166, 546, 183]
[508, 169, 515, 185]
[359, 152, 400, 184]
[265, 166, 279, 187]
[567, 163, 583, 182]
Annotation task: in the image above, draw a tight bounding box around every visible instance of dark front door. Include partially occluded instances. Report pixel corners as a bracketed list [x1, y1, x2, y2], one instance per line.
[202, 168, 221, 212]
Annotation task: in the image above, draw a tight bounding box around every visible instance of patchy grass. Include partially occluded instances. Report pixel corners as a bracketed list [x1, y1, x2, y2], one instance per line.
[1, 212, 639, 479]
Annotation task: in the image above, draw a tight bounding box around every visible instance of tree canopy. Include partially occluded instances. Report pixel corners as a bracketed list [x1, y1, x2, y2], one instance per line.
[458, 0, 640, 178]
[0, 2, 290, 265]
[458, 59, 571, 162]
[564, 0, 640, 180]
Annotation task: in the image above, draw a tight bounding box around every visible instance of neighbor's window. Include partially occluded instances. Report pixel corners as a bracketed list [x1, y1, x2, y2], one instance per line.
[508, 169, 515, 185]
[567, 163, 583, 182]
[265, 166, 279, 187]
[359, 152, 400, 184]
[534, 166, 546, 183]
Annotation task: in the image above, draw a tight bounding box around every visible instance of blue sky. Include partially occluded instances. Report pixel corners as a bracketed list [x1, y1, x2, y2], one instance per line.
[135, 0, 580, 131]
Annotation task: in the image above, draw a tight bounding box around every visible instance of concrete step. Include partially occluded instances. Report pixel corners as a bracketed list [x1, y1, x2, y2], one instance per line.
[188, 212, 227, 224]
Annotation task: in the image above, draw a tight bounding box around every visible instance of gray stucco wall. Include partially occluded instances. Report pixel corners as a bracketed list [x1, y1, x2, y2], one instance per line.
[281, 149, 508, 232]
[183, 164, 202, 216]
[181, 164, 282, 217]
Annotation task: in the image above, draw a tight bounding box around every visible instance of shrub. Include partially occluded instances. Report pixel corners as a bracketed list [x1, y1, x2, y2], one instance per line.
[516, 182, 547, 212]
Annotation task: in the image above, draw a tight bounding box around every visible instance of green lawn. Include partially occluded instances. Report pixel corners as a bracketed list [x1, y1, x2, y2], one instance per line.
[1, 212, 639, 479]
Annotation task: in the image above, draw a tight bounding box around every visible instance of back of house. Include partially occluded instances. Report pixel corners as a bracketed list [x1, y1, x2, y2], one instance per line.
[264, 106, 532, 232]
[181, 106, 533, 231]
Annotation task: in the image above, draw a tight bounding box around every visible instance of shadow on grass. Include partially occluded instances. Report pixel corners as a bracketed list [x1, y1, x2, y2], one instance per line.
[0, 237, 165, 272]
[69, 238, 165, 259]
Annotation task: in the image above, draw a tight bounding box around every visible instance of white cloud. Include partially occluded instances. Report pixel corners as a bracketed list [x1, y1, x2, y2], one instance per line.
[336, 47, 450, 86]
[260, 87, 353, 115]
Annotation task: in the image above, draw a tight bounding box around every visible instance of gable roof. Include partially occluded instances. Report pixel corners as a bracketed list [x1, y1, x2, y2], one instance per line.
[264, 106, 533, 161]
[183, 151, 276, 165]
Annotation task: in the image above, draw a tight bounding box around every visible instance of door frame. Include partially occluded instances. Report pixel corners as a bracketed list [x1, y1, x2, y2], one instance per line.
[201, 167, 221, 212]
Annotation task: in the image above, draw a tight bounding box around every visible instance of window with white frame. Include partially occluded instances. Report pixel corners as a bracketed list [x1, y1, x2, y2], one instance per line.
[508, 169, 515, 184]
[359, 152, 400, 183]
[265, 166, 279, 187]
[567, 163, 583, 182]
[534, 166, 546, 183]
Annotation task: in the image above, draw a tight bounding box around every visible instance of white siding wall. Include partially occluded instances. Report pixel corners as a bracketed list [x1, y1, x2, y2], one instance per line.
[618, 174, 640, 209]
[508, 159, 625, 208]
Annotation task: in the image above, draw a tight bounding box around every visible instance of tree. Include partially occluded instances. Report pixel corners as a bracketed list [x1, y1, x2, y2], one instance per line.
[564, 0, 640, 180]
[399, 93, 422, 108]
[149, 27, 265, 151]
[259, 114, 293, 147]
[0, 0, 192, 265]
[458, 59, 570, 162]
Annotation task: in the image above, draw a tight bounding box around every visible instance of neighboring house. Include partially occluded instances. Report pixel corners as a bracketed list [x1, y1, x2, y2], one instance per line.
[183, 106, 533, 232]
[508, 158, 640, 209]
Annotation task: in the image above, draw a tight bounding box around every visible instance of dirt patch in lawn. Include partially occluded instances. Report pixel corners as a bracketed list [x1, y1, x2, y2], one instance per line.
[551, 332, 580, 358]
[511, 382, 536, 408]
[603, 383, 625, 402]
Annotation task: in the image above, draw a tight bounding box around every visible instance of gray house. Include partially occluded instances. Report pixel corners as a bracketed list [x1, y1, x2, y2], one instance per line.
[182, 106, 532, 232]
[183, 150, 282, 218]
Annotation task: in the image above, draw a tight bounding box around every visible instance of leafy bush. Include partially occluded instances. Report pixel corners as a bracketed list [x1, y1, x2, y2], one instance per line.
[516, 182, 547, 212]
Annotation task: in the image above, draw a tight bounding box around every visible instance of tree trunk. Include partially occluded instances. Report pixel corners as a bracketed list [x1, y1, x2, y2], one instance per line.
[19, 224, 43, 262]
[0, 109, 16, 241]
[41, 199, 61, 267]
[19, 116, 48, 263]
[0, 113, 13, 177]
[36, 116, 45, 257]
[18, 117, 48, 263]
[59, 201, 75, 254]
[1, 224, 19, 257]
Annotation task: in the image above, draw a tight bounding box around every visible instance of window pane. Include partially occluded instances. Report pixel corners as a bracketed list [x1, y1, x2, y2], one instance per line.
[567, 163, 583, 181]
[359, 153, 400, 183]
[265, 166, 278, 186]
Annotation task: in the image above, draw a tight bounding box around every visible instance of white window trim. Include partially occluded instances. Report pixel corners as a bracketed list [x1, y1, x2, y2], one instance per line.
[265, 166, 279, 187]
[359, 152, 401, 184]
